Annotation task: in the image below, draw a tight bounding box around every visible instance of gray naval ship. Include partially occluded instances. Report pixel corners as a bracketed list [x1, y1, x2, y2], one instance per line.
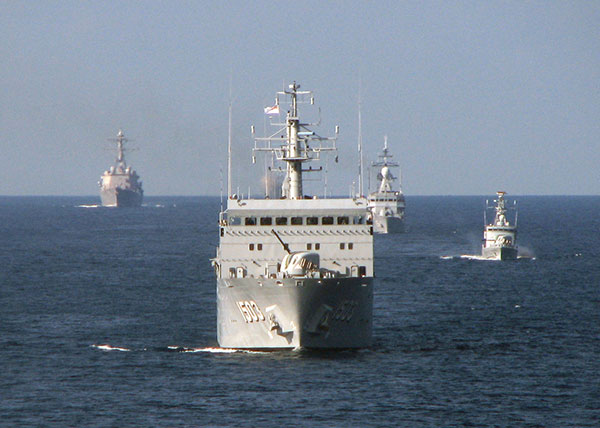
[99, 130, 143, 207]
[482, 191, 518, 260]
[212, 82, 374, 349]
[367, 137, 405, 233]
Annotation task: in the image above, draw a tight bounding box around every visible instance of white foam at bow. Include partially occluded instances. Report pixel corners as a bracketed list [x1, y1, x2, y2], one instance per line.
[91, 344, 131, 352]
[183, 347, 266, 354]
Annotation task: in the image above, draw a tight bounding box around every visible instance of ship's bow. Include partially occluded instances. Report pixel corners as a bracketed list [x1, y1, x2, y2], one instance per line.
[217, 276, 373, 349]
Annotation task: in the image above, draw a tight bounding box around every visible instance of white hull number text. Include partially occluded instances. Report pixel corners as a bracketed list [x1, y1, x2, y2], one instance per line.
[237, 300, 266, 323]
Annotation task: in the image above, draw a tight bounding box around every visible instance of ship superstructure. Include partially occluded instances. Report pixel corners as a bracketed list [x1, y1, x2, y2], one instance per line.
[367, 137, 405, 233]
[212, 82, 374, 349]
[99, 130, 143, 207]
[482, 191, 518, 260]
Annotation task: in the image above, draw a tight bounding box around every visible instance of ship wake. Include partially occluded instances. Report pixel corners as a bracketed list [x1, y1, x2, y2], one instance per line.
[90, 343, 266, 354]
[440, 254, 535, 261]
[440, 255, 498, 261]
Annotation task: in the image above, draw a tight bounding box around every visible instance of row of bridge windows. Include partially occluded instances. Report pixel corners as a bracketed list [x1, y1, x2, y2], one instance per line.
[372, 198, 399, 202]
[248, 242, 354, 251]
[229, 215, 365, 226]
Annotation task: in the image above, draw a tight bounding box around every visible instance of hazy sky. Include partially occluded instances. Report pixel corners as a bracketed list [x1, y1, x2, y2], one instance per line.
[1, 1, 599, 196]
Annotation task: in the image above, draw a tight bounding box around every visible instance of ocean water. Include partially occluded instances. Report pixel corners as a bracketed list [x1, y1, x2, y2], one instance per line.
[1, 195, 599, 427]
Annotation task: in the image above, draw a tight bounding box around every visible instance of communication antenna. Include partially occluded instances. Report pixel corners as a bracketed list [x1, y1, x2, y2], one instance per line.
[484, 199, 488, 226]
[219, 167, 223, 213]
[323, 156, 329, 198]
[227, 76, 233, 198]
[357, 78, 364, 197]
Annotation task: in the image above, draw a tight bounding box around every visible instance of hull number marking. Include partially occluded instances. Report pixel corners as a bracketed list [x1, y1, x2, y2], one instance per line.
[237, 300, 266, 323]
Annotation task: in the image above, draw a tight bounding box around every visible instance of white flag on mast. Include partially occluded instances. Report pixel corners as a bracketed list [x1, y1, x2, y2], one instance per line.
[264, 105, 280, 115]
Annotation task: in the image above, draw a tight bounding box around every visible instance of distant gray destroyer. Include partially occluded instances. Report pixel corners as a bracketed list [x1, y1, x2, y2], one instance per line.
[212, 82, 374, 349]
[367, 137, 405, 233]
[482, 191, 518, 260]
[99, 130, 143, 207]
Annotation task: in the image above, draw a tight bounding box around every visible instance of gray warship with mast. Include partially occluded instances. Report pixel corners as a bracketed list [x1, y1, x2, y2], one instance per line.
[482, 191, 518, 260]
[367, 136, 405, 233]
[212, 82, 374, 349]
[99, 130, 143, 207]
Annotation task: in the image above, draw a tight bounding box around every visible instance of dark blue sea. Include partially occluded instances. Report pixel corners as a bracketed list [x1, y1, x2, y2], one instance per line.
[1, 196, 599, 427]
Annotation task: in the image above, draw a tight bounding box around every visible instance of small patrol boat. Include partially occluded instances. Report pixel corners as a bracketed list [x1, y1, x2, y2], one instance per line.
[367, 137, 405, 233]
[99, 130, 143, 207]
[482, 191, 518, 260]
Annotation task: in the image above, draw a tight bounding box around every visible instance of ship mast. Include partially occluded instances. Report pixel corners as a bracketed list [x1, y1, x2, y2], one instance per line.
[486, 191, 517, 227]
[108, 129, 129, 169]
[252, 81, 339, 200]
[287, 82, 303, 199]
[372, 136, 398, 168]
[494, 191, 507, 225]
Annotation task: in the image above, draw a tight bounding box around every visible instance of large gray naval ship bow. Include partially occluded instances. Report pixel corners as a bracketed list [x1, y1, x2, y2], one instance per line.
[212, 82, 374, 349]
[99, 130, 143, 207]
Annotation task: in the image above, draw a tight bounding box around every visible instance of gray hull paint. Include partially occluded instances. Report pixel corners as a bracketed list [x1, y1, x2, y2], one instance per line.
[373, 215, 404, 234]
[217, 276, 373, 349]
[100, 188, 143, 207]
[482, 246, 518, 260]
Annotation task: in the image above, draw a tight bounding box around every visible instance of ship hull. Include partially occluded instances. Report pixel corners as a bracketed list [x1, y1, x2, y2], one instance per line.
[100, 188, 143, 208]
[372, 214, 404, 234]
[217, 276, 373, 349]
[482, 246, 518, 260]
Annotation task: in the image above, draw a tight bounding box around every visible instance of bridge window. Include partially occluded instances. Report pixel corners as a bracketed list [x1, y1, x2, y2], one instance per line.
[337, 216, 349, 225]
[257, 243, 263, 251]
[315, 243, 320, 250]
[249, 243, 254, 251]
[275, 217, 287, 225]
[348, 243, 354, 250]
[245, 217, 256, 226]
[229, 217, 241, 225]
[260, 217, 272, 226]
[291, 217, 303, 225]
[306, 243, 312, 250]
[340, 243, 345, 250]
[322, 216, 334, 225]
[307, 217, 318, 225]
